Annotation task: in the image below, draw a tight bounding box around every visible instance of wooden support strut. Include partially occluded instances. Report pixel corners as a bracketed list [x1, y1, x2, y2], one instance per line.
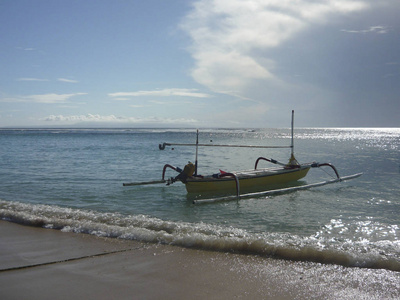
[311, 162, 341, 179]
[219, 172, 240, 200]
[254, 157, 286, 169]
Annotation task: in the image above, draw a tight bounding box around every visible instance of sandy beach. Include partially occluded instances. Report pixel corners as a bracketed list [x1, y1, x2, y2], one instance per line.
[0, 220, 398, 299]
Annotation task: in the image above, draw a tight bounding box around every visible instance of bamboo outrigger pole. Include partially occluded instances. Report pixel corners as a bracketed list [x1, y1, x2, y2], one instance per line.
[193, 173, 363, 204]
[159, 143, 292, 149]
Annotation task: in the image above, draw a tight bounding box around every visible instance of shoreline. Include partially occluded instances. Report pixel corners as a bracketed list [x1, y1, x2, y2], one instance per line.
[1, 220, 399, 299]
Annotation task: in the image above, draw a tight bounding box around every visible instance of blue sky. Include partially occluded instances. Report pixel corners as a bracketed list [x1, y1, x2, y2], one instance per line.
[1, 0, 399, 128]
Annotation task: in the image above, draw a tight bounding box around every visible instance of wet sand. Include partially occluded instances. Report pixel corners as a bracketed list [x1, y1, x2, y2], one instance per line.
[0, 220, 399, 299]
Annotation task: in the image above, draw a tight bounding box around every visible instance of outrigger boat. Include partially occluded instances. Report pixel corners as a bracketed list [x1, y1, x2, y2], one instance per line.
[123, 111, 362, 203]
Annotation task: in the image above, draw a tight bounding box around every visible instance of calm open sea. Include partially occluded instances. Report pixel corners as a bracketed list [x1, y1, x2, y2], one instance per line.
[0, 127, 399, 271]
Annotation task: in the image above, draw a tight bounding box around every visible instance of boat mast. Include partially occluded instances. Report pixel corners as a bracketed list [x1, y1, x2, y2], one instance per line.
[159, 111, 295, 169]
[195, 129, 199, 176]
[291, 110, 294, 157]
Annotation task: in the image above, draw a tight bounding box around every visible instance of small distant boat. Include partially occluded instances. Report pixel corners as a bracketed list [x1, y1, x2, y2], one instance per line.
[123, 111, 362, 203]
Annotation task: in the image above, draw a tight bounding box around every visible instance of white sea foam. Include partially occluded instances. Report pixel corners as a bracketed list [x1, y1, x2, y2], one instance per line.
[1, 200, 399, 272]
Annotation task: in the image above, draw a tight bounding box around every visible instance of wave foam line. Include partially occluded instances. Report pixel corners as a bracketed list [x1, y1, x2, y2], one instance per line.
[1, 200, 399, 272]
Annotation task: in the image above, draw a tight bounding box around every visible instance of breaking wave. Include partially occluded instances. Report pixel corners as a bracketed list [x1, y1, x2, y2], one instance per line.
[1, 200, 399, 272]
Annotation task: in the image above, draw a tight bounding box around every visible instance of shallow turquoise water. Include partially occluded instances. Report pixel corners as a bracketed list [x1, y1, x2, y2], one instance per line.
[0, 127, 399, 271]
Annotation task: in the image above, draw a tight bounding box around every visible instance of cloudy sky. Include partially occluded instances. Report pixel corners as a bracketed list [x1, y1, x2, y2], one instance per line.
[1, 0, 399, 128]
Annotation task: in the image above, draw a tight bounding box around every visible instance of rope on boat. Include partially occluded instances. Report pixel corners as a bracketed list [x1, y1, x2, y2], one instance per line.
[192, 173, 363, 204]
[159, 142, 292, 150]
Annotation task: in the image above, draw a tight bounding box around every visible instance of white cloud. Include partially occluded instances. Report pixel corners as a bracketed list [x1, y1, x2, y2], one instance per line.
[58, 78, 79, 83]
[148, 99, 193, 105]
[42, 114, 199, 125]
[181, 0, 369, 96]
[16, 78, 79, 83]
[341, 25, 388, 34]
[16, 47, 36, 51]
[17, 78, 48, 82]
[108, 88, 211, 98]
[191, 51, 274, 94]
[43, 114, 121, 122]
[0, 93, 87, 104]
[25, 93, 87, 103]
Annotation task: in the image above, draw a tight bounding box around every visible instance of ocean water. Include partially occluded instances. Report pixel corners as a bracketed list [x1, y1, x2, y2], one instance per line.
[0, 127, 399, 272]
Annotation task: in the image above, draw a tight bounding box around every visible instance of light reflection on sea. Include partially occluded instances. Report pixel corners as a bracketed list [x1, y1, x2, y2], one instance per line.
[0, 127, 399, 271]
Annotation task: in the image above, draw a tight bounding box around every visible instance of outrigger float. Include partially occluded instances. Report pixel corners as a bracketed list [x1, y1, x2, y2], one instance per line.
[123, 111, 362, 204]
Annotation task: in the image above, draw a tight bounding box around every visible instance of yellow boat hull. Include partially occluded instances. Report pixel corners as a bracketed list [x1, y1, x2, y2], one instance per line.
[185, 166, 310, 194]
